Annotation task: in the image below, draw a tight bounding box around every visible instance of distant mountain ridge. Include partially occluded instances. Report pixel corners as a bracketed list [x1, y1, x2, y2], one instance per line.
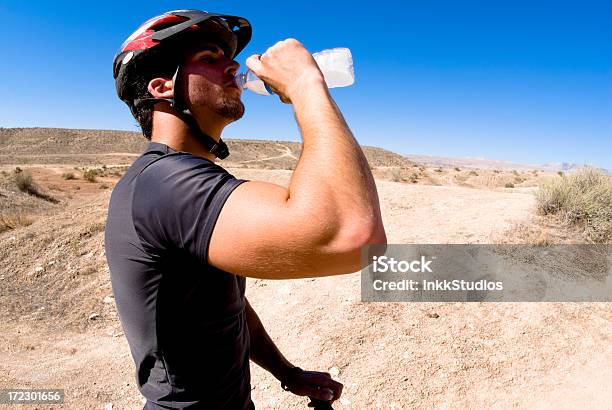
[405, 154, 610, 175]
[0, 127, 412, 169]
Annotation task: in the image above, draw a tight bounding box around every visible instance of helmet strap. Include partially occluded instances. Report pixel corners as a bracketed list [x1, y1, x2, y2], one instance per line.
[134, 65, 230, 160]
[170, 65, 230, 159]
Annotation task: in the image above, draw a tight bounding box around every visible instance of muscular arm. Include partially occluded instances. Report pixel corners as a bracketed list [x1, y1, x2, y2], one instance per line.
[245, 298, 294, 381]
[209, 39, 386, 279]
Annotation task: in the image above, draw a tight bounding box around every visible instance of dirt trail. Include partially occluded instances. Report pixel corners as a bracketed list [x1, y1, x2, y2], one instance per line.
[237, 145, 298, 164]
[0, 168, 610, 409]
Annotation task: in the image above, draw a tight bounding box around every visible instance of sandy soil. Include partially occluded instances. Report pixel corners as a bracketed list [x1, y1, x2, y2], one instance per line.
[0, 167, 610, 410]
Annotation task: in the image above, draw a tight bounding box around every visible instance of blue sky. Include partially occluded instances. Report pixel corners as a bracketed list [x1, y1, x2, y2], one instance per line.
[1, 0, 610, 168]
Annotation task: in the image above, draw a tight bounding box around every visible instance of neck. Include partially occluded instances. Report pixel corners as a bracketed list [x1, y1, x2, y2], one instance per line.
[150, 104, 227, 161]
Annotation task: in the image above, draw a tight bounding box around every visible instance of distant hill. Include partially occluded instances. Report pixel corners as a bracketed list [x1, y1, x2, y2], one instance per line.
[0, 127, 412, 169]
[406, 154, 610, 175]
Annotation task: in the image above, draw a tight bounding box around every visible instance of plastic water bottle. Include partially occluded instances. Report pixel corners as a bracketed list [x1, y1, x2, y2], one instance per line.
[235, 47, 355, 95]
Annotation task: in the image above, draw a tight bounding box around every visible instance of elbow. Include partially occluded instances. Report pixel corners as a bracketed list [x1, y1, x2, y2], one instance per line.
[323, 216, 387, 272]
[354, 215, 387, 248]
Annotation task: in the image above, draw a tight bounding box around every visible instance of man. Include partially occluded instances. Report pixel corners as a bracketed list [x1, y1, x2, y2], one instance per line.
[105, 9, 386, 410]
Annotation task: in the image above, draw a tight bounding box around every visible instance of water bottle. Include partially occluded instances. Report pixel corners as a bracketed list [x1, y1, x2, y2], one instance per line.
[235, 47, 355, 96]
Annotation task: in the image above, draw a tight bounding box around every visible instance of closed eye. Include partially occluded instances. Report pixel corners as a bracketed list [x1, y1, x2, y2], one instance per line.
[200, 55, 216, 63]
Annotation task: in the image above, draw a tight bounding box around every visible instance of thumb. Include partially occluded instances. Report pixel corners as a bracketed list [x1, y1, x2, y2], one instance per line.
[246, 54, 263, 74]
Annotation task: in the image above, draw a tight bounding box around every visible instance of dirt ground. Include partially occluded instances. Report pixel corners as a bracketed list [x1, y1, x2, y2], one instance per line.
[0, 165, 610, 410]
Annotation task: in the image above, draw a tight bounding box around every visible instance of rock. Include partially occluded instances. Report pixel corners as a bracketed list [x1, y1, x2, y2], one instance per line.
[329, 366, 340, 377]
[48, 260, 55, 266]
[426, 312, 440, 318]
[104, 403, 113, 410]
[35, 266, 44, 273]
[113, 332, 124, 338]
[88, 313, 100, 320]
[340, 398, 351, 406]
[103, 295, 115, 304]
[9, 236, 16, 241]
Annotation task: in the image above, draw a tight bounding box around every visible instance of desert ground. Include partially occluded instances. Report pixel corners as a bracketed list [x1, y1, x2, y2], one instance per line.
[0, 129, 610, 409]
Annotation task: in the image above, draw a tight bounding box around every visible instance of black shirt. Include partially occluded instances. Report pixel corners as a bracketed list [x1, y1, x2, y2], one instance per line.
[104, 142, 252, 409]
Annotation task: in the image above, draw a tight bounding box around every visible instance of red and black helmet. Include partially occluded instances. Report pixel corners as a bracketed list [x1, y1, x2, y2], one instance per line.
[113, 9, 251, 104]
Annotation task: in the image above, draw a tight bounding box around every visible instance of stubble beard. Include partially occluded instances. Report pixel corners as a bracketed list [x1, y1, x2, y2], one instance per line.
[190, 80, 245, 122]
[214, 92, 245, 121]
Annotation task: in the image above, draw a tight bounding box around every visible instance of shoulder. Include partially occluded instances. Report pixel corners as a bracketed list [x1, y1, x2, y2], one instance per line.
[134, 152, 245, 212]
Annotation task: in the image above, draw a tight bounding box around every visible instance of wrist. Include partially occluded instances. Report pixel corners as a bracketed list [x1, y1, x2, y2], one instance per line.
[288, 70, 326, 102]
[279, 365, 302, 390]
[276, 361, 298, 382]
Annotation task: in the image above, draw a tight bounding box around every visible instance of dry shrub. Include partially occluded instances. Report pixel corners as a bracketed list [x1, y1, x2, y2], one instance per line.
[0, 212, 33, 233]
[468, 170, 479, 176]
[62, 172, 76, 180]
[536, 167, 612, 242]
[13, 171, 58, 203]
[390, 167, 404, 182]
[83, 169, 98, 182]
[15, 171, 34, 193]
[505, 182, 515, 188]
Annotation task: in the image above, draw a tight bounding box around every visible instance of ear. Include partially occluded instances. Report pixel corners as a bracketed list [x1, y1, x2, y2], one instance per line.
[147, 77, 174, 98]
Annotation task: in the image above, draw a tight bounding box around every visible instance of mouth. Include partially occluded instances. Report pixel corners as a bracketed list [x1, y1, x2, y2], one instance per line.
[225, 79, 241, 90]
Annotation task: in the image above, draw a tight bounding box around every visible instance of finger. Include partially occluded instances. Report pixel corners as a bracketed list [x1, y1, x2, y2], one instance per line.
[312, 379, 343, 400]
[245, 54, 263, 73]
[306, 375, 342, 389]
[307, 387, 334, 402]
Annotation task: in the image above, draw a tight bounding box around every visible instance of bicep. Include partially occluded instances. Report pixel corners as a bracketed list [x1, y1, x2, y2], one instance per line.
[208, 181, 339, 279]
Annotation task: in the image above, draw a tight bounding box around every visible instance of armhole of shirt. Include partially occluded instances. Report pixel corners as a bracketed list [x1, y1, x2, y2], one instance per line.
[201, 177, 248, 264]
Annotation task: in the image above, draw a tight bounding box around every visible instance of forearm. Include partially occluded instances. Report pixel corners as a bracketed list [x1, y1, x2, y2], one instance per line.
[289, 83, 385, 242]
[245, 299, 294, 381]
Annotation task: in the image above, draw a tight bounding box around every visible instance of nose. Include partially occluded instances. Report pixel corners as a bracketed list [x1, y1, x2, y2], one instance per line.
[225, 60, 240, 77]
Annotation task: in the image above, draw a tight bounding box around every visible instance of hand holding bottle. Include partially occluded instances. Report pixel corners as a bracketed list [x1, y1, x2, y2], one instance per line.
[245, 38, 326, 103]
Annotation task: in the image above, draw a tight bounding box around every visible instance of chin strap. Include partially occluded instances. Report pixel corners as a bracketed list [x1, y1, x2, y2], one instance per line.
[134, 65, 230, 159]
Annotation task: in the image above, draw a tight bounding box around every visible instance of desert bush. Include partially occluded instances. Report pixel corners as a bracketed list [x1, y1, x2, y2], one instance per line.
[468, 170, 479, 176]
[15, 171, 33, 193]
[14, 171, 59, 203]
[536, 167, 612, 242]
[493, 170, 501, 174]
[99, 183, 109, 189]
[512, 170, 519, 176]
[454, 167, 461, 172]
[505, 182, 515, 188]
[62, 172, 76, 180]
[557, 171, 564, 177]
[0, 212, 33, 233]
[390, 167, 403, 182]
[83, 169, 98, 182]
[435, 167, 443, 173]
[408, 172, 419, 183]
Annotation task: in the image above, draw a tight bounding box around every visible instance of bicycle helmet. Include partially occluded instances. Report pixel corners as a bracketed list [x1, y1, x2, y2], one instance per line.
[113, 9, 252, 159]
